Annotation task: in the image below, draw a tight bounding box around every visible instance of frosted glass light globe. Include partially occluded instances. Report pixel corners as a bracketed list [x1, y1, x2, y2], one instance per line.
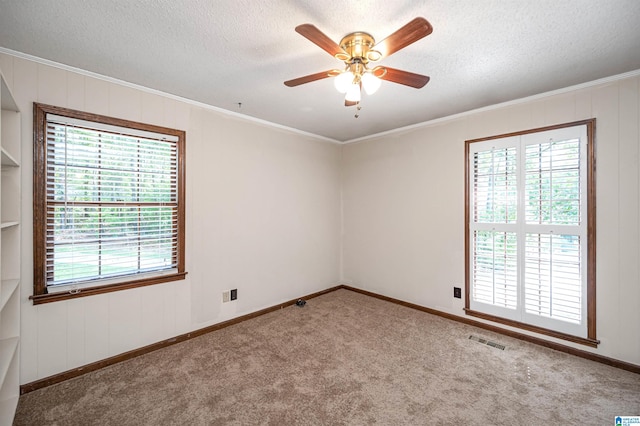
[345, 83, 361, 102]
[334, 72, 354, 93]
[362, 72, 381, 95]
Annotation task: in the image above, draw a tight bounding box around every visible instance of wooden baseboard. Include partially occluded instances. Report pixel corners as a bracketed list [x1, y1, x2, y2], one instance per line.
[342, 285, 640, 375]
[20, 283, 638, 394]
[20, 285, 342, 394]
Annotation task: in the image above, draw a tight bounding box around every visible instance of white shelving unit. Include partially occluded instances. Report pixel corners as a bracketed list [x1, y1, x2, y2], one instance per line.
[0, 67, 21, 425]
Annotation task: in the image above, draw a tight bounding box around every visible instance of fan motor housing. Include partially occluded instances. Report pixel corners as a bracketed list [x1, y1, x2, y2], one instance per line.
[336, 32, 380, 63]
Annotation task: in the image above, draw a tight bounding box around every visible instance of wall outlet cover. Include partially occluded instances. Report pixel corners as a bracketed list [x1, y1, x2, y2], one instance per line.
[454, 287, 462, 299]
[230, 289, 237, 301]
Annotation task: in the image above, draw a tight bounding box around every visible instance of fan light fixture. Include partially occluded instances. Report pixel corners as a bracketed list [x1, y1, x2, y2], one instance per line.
[330, 32, 384, 105]
[334, 70, 382, 96]
[361, 71, 382, 95]
[334, 71, 353, 93]
[345, 82, 361, 102]
[284, 18, 433, 115]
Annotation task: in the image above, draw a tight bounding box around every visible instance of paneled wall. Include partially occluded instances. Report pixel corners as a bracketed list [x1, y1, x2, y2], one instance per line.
[1, 48, 638, 385]
[0, 53, 342, 384]
[342, 75, 640, 365]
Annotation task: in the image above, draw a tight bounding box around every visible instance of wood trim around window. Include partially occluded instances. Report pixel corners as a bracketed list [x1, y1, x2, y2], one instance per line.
[464, 118, 597, 346]
[32, 103, 187, 304]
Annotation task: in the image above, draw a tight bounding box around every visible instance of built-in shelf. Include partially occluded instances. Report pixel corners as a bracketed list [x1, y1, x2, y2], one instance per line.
[0, 279, 19, 312]
[0, 67, 21, 424]
[0, 75, 18, 112]
[0, 338, 19, 386]
[0, 221, 19, 230]
[1, 148, 19, 167]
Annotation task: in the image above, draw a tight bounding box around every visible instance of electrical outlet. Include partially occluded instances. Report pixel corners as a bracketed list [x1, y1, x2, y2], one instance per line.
[454, 287, 462, 299]
[230, 289, 237, 301]
[222, 291, 230, 303]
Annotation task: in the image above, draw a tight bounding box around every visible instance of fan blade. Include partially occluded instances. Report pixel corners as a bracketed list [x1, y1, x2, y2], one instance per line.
[284, 70, 334, 87]
[374, 17, 433, 58]
[379, 67, 430, 88]
[295, 24, 347, 58]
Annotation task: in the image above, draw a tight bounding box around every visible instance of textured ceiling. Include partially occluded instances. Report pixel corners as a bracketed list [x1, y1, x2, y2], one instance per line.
[1, 0, 639, 142]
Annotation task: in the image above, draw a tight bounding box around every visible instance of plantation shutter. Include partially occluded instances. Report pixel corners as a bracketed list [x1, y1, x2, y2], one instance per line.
[45, 114, 180, 289]
[470, 142, 519, 316]
[522, 132, 586, 327]
[468, 124, 588, 337]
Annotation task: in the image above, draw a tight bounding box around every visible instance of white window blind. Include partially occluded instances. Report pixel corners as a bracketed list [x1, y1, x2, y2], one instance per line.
[524, 233, 582, 324]
[45, 114, 179, 289]
[472, 146, 517, 224]
[523, 136, 583, 326]
[472, 230, 518, 309]
[524, 138, 581, 226]
[468, 124, 589, 337]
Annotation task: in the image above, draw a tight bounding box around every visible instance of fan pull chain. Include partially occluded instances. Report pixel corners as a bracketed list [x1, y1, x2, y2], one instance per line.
[354, 102, 361, 118]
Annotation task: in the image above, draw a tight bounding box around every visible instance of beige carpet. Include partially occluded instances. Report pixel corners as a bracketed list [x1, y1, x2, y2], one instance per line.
[14, 289, 640, 425]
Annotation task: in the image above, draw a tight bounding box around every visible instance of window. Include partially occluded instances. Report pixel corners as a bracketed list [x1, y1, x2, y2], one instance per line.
[33, 103, 186, 304]
[465, 120, 597, 346]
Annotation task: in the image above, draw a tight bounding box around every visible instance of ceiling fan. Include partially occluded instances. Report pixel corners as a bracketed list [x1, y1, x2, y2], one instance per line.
[284, 17, 433, 110]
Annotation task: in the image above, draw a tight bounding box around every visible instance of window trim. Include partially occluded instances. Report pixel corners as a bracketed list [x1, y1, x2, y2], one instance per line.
[32, 103, 187, 304]
[464, 119, 597, 347]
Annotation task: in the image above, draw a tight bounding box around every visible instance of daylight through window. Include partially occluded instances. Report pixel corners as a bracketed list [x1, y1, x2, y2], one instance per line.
[465, 120, 596, 346]
[33, 104, 186, 303]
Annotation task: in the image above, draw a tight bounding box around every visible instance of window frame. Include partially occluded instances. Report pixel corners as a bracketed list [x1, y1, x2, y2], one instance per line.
[464, 119, 597, 347]
[32, 103, 187, 304]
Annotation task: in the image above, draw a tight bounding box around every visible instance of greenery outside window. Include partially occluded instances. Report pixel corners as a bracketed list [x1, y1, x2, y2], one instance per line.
[464, 119, 597, 347]
[33, 103, 186, 304]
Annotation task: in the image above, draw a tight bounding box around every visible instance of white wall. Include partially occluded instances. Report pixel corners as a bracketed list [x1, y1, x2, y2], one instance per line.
[342, 75, 640, 366]
[0, 53, 342, 384]
[1, 49, 638, 384]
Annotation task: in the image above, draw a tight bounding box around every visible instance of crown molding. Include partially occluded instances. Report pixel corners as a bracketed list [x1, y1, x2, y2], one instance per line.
[344, 68, 640, 144]
[0, 47, 341, 145]
[3, 47, 638, 146]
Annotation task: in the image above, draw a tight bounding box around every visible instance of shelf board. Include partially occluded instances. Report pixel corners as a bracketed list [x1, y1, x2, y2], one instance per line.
[0, 73, 19, 112]
[0, 148, 19, 167]
[0, 337, 19, 388]
[0, 221, 19, 230]
[0, 279, 19, 312]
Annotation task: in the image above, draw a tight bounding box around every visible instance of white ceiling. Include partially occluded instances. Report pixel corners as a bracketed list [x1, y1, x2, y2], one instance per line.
[1, 0, 639, 142]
